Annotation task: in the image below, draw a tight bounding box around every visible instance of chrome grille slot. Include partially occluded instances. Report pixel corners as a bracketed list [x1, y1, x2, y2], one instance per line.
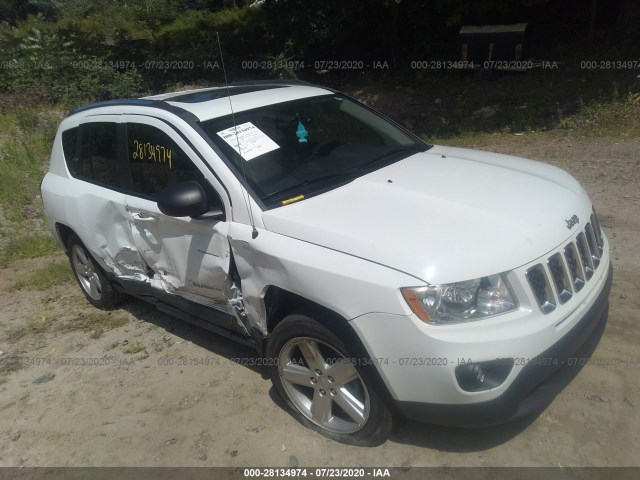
[584, 222, 601, 268]
[564, 243, 585, 292]
[575, 232, 594, 280]
[526, 214, 605, 313]
[547, 253, 572, 303]
[591, 210, 604, 255]
[526, 265, 556, 313]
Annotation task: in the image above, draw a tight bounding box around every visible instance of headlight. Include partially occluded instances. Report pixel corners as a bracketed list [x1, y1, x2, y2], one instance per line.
[401, 274, 517, 324]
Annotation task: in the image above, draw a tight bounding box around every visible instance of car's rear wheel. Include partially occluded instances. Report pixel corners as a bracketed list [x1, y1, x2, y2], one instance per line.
[68, 234, 122, 310]
[267, 313, 393, 445]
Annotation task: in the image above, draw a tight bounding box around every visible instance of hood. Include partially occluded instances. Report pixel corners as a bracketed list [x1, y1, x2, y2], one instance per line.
[261, 145, 593, 285]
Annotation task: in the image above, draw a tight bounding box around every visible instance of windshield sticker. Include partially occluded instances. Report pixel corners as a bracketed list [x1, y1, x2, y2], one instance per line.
[281, 195, 305, 206]
[216, 122, 280, 161]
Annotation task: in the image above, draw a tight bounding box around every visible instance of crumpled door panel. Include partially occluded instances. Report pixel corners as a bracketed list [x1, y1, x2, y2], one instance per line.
[126, 199, 233, 314]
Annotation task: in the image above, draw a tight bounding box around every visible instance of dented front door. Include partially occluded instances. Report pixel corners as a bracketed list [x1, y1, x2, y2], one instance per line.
[121, 116, 233, 314]
[126, 201, 232, 312]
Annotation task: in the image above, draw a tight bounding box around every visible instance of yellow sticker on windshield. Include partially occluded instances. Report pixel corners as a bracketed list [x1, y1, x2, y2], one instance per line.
[281, 195, 305, 206]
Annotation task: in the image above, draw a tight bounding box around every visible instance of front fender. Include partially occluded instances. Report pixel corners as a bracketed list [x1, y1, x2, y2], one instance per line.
[227, 223, 416, 334]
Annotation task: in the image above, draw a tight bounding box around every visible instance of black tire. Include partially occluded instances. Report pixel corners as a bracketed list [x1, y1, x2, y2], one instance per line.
[267, 313, 394, 446]
[67, 234, 122, 310]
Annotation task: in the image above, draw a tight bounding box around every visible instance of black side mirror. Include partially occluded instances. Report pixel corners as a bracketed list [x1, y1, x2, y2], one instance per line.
[157, 180, 223, 219]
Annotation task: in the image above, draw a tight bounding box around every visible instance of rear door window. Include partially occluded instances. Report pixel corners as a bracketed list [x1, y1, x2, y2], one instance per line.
[75, 122, 123, 188]
[61, 127, 80, 175]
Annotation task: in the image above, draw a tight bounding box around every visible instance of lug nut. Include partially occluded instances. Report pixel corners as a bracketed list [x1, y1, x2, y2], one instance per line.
[330, 388, 337, 395]
[310, 377, 317, 384]
[327, 376, 334, 383]
[315, 369, 322, 375]
[319, 389, 326, 396]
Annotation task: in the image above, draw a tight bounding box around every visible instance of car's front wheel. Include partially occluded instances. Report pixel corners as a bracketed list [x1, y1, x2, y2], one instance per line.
[267, 313, 393, 445]
[67, 234, 122, 310]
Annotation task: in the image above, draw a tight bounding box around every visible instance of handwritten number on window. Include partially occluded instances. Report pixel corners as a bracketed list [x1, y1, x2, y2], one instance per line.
[132, 139, 173, 169]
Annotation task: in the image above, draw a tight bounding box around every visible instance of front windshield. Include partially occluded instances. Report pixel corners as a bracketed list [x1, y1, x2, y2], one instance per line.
[200, 94, 429, 207]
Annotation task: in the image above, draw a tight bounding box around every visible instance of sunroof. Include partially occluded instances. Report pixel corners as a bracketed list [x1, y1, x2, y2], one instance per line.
[169, 85, 285, 103]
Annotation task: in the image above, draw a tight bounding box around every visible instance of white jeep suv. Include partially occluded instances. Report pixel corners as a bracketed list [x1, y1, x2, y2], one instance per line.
[41, 81, 612, 445]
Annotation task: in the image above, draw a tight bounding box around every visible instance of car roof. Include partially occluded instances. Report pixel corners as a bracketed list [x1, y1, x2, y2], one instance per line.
[68, 81, 335, 123]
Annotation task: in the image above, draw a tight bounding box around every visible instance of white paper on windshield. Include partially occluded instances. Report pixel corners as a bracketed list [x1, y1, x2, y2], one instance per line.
[216, 122, 280, 161]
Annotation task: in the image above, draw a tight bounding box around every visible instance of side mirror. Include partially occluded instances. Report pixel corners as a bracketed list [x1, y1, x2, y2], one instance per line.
[157, 180, 223, 219]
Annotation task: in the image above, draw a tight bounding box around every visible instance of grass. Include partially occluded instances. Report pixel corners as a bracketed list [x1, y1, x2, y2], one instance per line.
[123, 343, 147, 355]
[0, 107, 61, 221]
[60, 311, 129, 337]
[0, 104, 63, 268]
[8, 259, 74, 291]
[6, 326, 29, 342]
[424, 96, 640, 150]
[560, 97, 640, 136]
[345, 66, 640, 141]
[5, 315, 49, 341]
[0, 354, 24, 384]
[5, 310, 129, 343]
[0, 235, 59, 268]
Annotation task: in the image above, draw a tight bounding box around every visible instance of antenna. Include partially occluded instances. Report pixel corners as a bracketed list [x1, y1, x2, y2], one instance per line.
[216, 32, 259, 239]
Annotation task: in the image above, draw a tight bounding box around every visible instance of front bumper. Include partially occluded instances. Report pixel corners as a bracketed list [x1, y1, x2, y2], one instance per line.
[396, 262, 612, 427]
[350, 251, 613, 427]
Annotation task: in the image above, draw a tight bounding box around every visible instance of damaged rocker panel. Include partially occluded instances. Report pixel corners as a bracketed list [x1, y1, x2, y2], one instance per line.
[103, 240, 258, 343]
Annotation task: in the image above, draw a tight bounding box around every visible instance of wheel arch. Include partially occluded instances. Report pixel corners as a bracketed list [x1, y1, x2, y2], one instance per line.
[261, 285, 397, 409]
[55, 222, 76, 253]
[263, 285, 348, 335]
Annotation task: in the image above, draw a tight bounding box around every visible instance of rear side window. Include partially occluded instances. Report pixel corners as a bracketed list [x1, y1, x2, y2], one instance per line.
[80, 123, 121, 187]
[61, 127, 80, 175]
[127, 123, 203, 198]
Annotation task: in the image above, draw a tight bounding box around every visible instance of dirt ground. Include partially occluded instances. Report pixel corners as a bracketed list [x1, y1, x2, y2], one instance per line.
[0, 132, 639, 468]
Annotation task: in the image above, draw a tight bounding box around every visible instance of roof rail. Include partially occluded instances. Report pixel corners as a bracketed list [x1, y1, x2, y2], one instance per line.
[66, 80, 317, 119]
[67, 98, 198, 121]
[227, 79, 311, 86]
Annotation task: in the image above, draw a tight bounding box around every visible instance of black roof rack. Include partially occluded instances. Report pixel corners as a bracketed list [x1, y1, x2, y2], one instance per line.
[67, 98, 198, 121]
[226, 79, 311, 86]
[169, 84, 286, 103]
[66, 80, 318, 119]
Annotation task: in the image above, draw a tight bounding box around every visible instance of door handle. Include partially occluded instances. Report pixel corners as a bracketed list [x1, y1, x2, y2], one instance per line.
[131, 212, 158, 222]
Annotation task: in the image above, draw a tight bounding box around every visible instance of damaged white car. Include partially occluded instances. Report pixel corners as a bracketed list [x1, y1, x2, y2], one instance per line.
[42, 81, 612, 445]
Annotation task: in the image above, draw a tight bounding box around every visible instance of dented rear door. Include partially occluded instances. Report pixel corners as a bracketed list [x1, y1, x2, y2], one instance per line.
[61, 115, 135, 278]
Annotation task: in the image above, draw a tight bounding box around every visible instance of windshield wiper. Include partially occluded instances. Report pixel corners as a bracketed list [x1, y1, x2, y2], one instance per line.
[352, 144, 427, 173]
[261, 171, 362, 202]
[262, 144, 427, 203]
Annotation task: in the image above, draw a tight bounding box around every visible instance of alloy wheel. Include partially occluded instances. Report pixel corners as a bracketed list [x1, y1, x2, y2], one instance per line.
[278, 337, 370, 434]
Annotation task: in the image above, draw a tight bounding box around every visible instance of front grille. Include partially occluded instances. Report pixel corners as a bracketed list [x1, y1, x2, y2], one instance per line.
[591, 210, 604, 255]
[564, 243, 585, 292]
[548, 253, 572, 304]
[526, 208, 604, 314]
[575, 232, 594, 280]
[584, 223, 600, 269]
[525, 265, 556, 313]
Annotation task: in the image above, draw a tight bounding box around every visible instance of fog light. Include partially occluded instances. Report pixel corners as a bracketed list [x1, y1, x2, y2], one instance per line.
[455, 359, 514, 392]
